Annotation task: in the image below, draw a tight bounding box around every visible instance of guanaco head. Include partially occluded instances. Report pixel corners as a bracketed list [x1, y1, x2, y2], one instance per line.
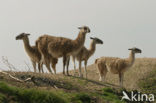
[128, 47, 142, 53]
[78, 26, 90, 34]
[90, 37, 103, 44]
[16, 33, 30, 40]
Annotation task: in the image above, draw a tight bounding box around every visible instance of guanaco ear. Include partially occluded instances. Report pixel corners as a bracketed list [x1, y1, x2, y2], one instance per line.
[26, 33, 30, 36]
[78, 27, 82, 29]
[90, 37, 94, 39]
[20, 32, 25, 35]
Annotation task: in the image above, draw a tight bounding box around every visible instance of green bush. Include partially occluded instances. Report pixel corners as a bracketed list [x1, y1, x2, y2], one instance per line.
[71, 93, 91, 103]
[138, 69, 156, 98]
[0, 93, 7, 103]
[102, 88, 123, 103]
[0, 82, 66, 103]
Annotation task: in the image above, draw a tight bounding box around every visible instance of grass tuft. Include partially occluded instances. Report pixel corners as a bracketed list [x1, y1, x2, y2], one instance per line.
[0, 82, 67, 103]
[71, 93, 91, 103]
[0, 93, 7, 103]
[138, 67, 156, 99]
[101, 88, 123, 103]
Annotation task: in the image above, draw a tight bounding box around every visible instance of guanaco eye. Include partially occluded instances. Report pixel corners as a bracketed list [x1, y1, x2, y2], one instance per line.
[84, 27, 87, 30]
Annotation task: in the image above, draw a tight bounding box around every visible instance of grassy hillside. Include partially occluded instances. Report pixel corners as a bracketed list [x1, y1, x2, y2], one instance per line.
[0, 58, 156, 103]
[76, 58, 156, 90]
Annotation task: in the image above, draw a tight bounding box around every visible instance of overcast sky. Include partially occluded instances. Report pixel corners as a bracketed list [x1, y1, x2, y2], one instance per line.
[0, 0, 156, 72]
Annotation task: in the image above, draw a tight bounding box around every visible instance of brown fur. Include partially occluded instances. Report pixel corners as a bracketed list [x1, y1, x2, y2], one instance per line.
[95, 47, 141, 87]
[16, 33, 43, 73]
[36, 26, 90, 76]
[71, 37, 103, 78]
[35, 36, 58, 74]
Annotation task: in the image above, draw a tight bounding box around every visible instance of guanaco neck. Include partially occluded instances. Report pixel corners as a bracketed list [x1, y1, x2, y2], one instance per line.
[88, 40, 96, 57]
[127, 50, 135, 67]
[22, 37, 33, 54]
[73, 31, 86, 50]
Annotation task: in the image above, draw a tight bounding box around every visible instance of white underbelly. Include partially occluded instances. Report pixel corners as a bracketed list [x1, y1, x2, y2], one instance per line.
[106, 64, 111, 72]
[106, 64, 118, 74]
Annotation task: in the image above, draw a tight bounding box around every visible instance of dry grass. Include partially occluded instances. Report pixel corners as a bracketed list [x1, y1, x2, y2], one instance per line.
[0, 58, 156, 103]
[1, 58, 156, 91]
[70, 58, 156, 90]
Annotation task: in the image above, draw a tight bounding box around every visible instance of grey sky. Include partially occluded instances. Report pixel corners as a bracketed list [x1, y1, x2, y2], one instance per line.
[0, 0, 156, 72]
